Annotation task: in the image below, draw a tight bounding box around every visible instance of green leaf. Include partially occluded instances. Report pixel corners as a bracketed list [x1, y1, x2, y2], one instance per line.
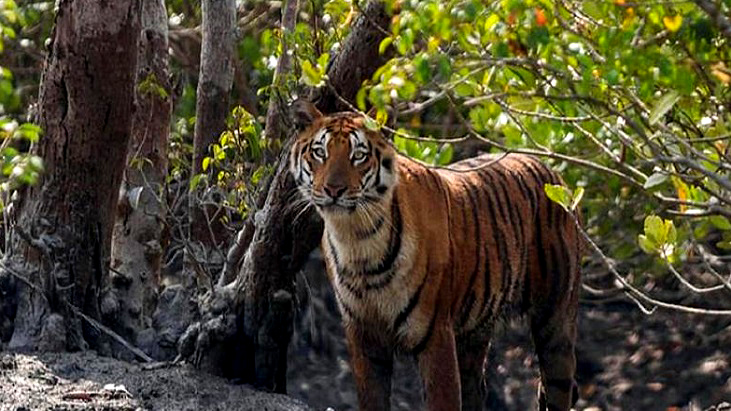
[544, 184, 571, 211]
[436, 144, 453, 166]
[202, 156, 211, 172]
[644, 215, 665, 245]
[363, 116, 380, 131]
[484, 14, 500, 31]
[301, 60, 322, 87]
[709, 216, 731, 231]
[378, 37, 393, 55]
[189, 174, 204, 191]
[638, 234, 657, 254]
[641, 215, 676, 255]
[648, 91, 680, 125]
[643, 172, 668, 190]
[570, 187, 585, 211]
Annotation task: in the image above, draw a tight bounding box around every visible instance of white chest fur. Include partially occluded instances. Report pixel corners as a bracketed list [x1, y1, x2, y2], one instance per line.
[323, 219, 418, 334]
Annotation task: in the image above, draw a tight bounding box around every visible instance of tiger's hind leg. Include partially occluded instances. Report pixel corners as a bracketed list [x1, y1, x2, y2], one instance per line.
[456, 338, 489, 411]
[530, 304, 579, 411]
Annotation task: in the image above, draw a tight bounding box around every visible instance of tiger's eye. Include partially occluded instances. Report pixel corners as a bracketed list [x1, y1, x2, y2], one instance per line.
[313, 147, 326, 158]
[353, 152, 366, 161]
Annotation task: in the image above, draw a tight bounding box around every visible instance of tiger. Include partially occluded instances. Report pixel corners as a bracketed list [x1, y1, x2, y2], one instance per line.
[289, 100, 582, 411]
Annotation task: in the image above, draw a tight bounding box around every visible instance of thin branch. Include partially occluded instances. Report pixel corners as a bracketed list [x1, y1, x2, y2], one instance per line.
[572, 215, 731, 316]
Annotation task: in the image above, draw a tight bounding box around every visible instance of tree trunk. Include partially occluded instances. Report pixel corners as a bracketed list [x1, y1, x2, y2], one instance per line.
[1, 0, 140, 352]
[189, 0, 236, 250]
[181, 0, 392, 392]
[105, 0, 171, 359]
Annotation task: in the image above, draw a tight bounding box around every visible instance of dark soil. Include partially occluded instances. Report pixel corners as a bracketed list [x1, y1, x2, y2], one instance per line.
[1, 254, 730, 411]
[0, 351, 309, 411]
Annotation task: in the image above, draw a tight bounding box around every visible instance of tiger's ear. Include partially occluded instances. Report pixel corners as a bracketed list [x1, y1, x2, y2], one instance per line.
[291, 99, 323, 131]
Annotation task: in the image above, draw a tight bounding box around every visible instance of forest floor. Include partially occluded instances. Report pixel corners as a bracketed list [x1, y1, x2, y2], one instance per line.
[1, 256, 730, 411]
[287, 256, 731, 411]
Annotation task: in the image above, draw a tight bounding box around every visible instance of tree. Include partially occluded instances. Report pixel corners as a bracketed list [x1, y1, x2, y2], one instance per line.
[105, 0, 172, 359]
[0, 0, 140, 352]
[180, 0, 392, 392]
[189, 0, 236, 252]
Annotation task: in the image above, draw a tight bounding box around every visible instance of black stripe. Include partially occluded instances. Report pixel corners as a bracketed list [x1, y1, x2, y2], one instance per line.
[481, 290, 500, 324]
[522, 160, 546, 198]
[364, 269, 397, 290]
[338, 275, 364, 299]
[412, 309, 438, 355]
[497, 171, 523, 241]
[473, 172, 495, 325]
[491, 184, 512, 314]
[374, 150, 383, 188]
[327, 233, 341, 270]
[479, 174, 509, 321]
[534, 183, 549, 282]
[546, 241, 561, 310]
[392, 274, 428, 332]
[521, 254, 532, 312]
[455, 184, 475, 329]
[338, 297, 358, 320]
[515, 172, 536, 206]
[457, 293, 475, 330]
[361, 194, 402, 276]
[495, 171, 527, 301]
[355, 215, 385, 240]
[457, 180, 483, 329]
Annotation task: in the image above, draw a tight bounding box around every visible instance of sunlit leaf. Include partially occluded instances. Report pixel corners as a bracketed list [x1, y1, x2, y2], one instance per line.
[648, 91, 680, 125]
[662, 15, 682, 32]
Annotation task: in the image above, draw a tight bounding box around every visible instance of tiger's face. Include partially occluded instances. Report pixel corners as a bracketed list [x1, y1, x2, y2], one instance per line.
[289, 101, 397, 216]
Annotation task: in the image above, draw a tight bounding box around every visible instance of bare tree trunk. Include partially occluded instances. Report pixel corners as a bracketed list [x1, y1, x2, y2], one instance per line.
[105, 0, 171, 359]
[0, 0, 140, 352]
[189, 0, 236, 250]
[181, 0, 392, 393]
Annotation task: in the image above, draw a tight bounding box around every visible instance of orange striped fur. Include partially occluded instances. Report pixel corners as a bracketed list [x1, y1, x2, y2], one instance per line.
[289, 101, 581, 411]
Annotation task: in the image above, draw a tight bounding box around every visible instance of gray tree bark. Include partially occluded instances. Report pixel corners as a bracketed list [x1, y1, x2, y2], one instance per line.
[181, 0, 392, 393]
[105, 0, 171, 359]
[0, 0, 140, 352]
[189, 0, 236, 249]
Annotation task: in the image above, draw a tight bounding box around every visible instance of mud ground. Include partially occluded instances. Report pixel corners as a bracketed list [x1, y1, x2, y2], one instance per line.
[287, 256, 731, 411]
[1, 256, 730, 411]
[0, 351, 309, 411]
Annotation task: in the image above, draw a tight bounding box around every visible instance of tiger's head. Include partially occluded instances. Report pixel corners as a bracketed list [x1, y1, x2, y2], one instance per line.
[289, 100, 398, 217]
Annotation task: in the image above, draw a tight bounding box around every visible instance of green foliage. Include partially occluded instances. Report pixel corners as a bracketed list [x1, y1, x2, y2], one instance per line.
[638, 215, 677, 261]
[393, 131, 453, 166]
[544, 183, 584, 212]
[138, 73, 169, 100]
[0, 1, 46, 199]
[0, 119, 43, 192]
[193, 107, 270, 217]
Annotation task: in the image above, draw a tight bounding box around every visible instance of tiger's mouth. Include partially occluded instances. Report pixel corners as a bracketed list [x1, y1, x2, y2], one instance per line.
[312, 196, 358, 213]
[319, 203, 355, 213]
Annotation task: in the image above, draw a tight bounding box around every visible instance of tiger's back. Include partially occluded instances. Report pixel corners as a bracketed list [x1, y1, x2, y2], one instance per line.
[289, 102, 581, 411]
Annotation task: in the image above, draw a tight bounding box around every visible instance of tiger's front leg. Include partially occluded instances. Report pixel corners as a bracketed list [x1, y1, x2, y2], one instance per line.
[345, 324, 394, 411]
[416, 322, 462, 411]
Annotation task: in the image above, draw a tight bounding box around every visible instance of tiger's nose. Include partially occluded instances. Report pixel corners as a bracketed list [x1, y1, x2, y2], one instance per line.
[323, 184, 347, 199]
